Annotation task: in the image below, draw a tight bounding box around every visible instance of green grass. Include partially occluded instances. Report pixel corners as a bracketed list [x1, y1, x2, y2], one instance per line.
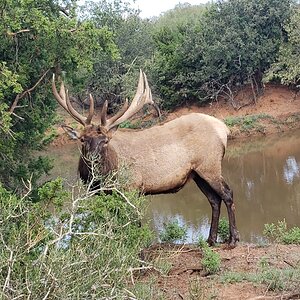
[224, 113, 272, 132]
[197, 236, 221, 275]
[218, 218, 230, 243]
[221, 267, 300, 292]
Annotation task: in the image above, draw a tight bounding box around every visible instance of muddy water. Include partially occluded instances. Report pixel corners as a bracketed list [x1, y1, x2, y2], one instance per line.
[46, 131, 300, 243]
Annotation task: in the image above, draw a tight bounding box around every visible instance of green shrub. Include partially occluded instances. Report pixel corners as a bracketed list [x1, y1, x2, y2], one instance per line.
[201, 246, 221, 275]
[0, 179, 153, 299]
[159, 220, 187, 243]
[197, 236, 221, 275]
[197, 235, 208, 248]
[218, 218, 230, 243]
[224, 114, 271, 131]
[263, 219, 300, 244]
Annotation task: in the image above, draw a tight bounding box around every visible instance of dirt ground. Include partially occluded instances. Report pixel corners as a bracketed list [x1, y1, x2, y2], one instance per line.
[53, 83, 300, 299]
[137, 243, 300, 300]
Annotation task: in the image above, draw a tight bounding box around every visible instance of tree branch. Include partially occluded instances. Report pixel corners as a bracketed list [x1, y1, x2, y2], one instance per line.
[9, 69, 50, 114]
[7, 29, 30, 36]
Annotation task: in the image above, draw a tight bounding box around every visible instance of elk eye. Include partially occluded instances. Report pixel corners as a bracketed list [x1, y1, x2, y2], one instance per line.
[80, 137, 85, 143]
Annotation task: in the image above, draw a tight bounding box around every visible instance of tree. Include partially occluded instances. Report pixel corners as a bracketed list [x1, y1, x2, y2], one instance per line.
[150, 4, 207, 108]
[0, 0, 117, 191]
[266, 7, 300, 87]
[151, 0, 293, 109]
[81, 0, 155, 112]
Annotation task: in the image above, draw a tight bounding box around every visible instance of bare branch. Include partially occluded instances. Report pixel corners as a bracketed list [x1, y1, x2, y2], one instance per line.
[9, 69, 50, 114]
[7, 29, 30, 36]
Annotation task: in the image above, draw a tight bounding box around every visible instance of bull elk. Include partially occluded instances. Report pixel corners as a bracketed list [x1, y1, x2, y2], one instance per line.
[52, 70, 239, 247]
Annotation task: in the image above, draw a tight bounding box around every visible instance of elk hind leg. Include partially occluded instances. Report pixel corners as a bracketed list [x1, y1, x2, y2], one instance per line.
[209, 178, 239, 247]
[193, 173, 222, 246]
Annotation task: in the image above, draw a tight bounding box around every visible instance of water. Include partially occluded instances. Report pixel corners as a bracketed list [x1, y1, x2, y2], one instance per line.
[46, 130, 300, 243]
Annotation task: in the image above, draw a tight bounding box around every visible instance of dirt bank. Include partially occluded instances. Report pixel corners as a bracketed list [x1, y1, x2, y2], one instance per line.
[167, 83, 300, 139]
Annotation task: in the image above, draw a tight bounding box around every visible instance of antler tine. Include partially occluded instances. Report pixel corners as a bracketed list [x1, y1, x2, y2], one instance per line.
[143, 72, 161, 117]
[65, 89, 86, 125]
[106, 70, 153, 130]
[52, 74, 94, 126]
[105, 98, 129, 127]
[85, 94, 95, 125]
[52, 74, 69, 112]
[100, 100, 108, 126]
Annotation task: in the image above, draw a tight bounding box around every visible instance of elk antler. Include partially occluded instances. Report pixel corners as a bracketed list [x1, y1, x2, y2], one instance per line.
[103, 70, 160, 130]
[52, 74, 94, 126]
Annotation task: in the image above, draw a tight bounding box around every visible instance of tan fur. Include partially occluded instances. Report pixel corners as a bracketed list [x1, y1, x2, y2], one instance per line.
[109, 113, 229, 193]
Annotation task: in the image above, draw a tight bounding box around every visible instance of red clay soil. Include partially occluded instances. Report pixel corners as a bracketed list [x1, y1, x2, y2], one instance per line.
[136, 243, 300, 300]
[166, 83, 300, 139]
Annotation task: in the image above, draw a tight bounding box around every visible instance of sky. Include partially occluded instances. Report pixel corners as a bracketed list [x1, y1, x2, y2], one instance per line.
[133, 0, 209, 18]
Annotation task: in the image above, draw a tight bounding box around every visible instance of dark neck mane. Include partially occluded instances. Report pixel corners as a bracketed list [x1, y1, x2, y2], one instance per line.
[78, 145, 117, 184]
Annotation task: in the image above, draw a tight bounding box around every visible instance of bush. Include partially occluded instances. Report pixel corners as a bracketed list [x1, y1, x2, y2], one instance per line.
[263, 220, 300, 244]
[0, 178, 153, 299]
[218, 218, 230, 243]
[197, 235, 221, 275]
[159, 220, 187, 243]
[201, 246, 221, 275]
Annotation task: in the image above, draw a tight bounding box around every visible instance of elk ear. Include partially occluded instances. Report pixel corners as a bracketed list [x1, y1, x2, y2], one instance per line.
[61, 125, 80, 140]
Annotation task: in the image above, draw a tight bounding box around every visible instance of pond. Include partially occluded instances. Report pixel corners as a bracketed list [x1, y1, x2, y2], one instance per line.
[45, 130, 300, 243]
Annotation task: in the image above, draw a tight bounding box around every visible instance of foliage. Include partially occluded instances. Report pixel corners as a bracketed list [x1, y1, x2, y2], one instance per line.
[0, 178, 152, 299]
[221, 267, 300, 292]
[197, 235, 208, 249]
[189, 277, 217, 300]
[218, 218, 230, 243]
[266, 8, 300, 86]
[201, 245, 221, 275]
[224, 113, 272, 132]
[81, 1, 155, 111]
[0, 0, 117, 191]
[263, 219, 300, 244]
[151, 0, 293, 109]
[159, 220, 187, 243]
[197, 236, 221, 274]
[150, 4, 207, 109]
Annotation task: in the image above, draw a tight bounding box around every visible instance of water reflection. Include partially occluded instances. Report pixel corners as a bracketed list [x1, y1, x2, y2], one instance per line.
[148, 131, 300, 243]
[284, 156, 300, 184]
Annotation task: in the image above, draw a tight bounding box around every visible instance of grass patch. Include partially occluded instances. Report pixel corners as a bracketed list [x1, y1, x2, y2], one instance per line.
[218, 217, 230, 243]
[189, 277, 218, 300]
[221, 267, 300, 292]
[198, 236, 221, 275]
[224, 113, 272, 132]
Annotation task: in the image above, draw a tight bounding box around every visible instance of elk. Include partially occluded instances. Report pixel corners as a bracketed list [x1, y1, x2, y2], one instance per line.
[52, 70, 239, 247]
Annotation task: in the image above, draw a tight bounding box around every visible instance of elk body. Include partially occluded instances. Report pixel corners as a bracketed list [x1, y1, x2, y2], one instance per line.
[52, 71, 239, 247]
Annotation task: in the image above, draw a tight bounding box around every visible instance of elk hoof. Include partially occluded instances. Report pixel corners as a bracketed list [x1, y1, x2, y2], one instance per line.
[206, 237, 216, 247]
[227, 233, 240, 249]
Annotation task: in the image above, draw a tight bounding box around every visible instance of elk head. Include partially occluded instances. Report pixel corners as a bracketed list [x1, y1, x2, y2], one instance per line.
[52, 70, 160, 180]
